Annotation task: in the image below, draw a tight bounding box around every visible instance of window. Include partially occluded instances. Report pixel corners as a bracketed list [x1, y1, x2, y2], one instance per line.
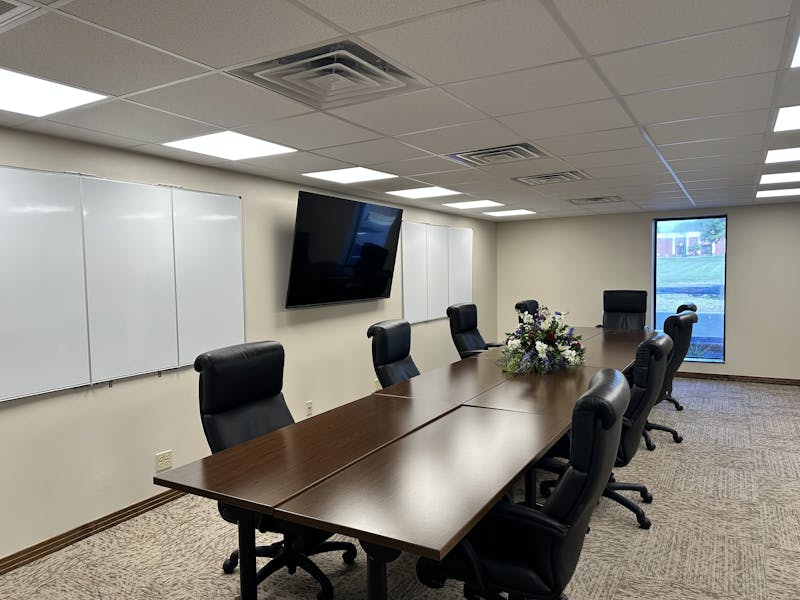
[653, 216, 726, 362]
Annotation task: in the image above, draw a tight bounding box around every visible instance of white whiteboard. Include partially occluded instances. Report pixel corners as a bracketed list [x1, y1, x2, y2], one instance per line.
[402, 221, 473, 324]
[173, 189, 244, 366]
[0, 168, 90, 401]
[82, 178, 178, 382]
[426, 225, 449, 319]
[448, 227, 473, 305]
[401, 222, 428, 324]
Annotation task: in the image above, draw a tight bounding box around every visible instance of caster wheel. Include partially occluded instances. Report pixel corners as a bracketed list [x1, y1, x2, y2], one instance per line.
[676, 405, 684, 411]
[646, 442, 656, 451]
[342, 548, 357, 564]
[317, 589, 333, 600]
[638, 517, 651, 530]
[673, 435, 683, 444]
[222, 559, 236, 574]
[642, 492, 653, 503]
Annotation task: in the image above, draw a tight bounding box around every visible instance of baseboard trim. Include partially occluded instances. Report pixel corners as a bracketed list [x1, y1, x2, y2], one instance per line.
[0, 489, 184, 576]
[678, 372, 800, 387]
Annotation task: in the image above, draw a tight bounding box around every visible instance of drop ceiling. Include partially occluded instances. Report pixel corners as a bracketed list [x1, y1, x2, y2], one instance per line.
[1, 0, 799, 220]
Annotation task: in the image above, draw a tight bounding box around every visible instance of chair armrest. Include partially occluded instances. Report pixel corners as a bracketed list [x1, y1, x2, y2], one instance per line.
[536, 456, 568, 474]
[461, 349, 487, 357]
[482, 501, 569, 539]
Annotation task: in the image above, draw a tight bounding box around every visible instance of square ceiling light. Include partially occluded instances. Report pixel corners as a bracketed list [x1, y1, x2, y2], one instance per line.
[765, 148, 800, 163]
[756, 188, 800, 198]
[0, 67, 106, 117]
[302, 167, 397, 183]
[774, 105, 800, 132]
[793, 36, 800, 68]
[443, 199, 504, 209]
[387, 186, 460, 199]
[164, 131, 296, 160]
[759, 172, 800, 184]
[483, 209, 536, 217]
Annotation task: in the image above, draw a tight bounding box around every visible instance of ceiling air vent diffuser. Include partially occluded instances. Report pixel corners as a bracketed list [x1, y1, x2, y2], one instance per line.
[228, 41, 425, 110]
[0, 0, 35, 26]
[514, 170, 590, 186]
[447, 143, 548, 167]
[568, 196, 623, 206]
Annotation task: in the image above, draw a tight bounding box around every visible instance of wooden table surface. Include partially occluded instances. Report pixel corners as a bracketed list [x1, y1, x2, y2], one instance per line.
[276, 405, 566, 560]
[581, 329, 651, 371]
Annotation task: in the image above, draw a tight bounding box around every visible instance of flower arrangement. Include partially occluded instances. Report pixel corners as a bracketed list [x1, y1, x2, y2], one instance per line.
[498, 306, 586, 375]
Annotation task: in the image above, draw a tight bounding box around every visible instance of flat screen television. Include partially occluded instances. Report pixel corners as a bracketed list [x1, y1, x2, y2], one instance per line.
[285, 191, 403, 308]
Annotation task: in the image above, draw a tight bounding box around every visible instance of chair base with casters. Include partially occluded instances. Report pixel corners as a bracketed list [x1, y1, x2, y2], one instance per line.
[643, 420, 683, 450]
[663, 390, 684, 411]
[222, 533, 357, 600]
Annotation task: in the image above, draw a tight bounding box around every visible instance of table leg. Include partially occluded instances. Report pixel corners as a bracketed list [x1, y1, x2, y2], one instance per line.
[360, 541, 401, 600]
[237, 513, 257, 600]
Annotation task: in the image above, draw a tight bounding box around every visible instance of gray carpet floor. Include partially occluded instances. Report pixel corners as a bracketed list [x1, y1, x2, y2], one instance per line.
[2, 378, 799, 599]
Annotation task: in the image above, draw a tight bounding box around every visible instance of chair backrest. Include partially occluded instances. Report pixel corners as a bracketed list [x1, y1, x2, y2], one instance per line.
[602, 290, 647, 329]
[617, 333, 672, 465]
[367, 320, 420, 388]
[514, 299, 539, 321]
[539, 368, 629, 591]
[676, 302, 697, 313]
[195, 341, 294, 454]
[446, 303, 487, 358]
[661, 310, 699, 398]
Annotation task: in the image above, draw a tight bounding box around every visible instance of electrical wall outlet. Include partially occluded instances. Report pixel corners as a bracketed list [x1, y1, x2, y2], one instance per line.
[154, 449, 172, 473]
[306, 400, 313, 417]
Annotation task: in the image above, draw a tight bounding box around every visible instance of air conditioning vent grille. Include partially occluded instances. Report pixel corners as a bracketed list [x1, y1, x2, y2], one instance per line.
[228, 41, 424, 109]
[514, 170, 590, 186]
[568, 196, 623, 206]
[447, 143, 548, 166]
[0, 0, 35, 25]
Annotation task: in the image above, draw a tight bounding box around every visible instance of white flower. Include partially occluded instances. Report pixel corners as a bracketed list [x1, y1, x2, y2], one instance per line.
[535, 341, 549, 356]
[561, 348, 580, 365]
[507, 338, 521, 351]
[522, 312, 535, 325]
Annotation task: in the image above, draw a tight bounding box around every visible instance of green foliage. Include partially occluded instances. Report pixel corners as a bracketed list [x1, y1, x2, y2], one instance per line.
[700, 218, 726, 244]
[655, 255, 725, 285]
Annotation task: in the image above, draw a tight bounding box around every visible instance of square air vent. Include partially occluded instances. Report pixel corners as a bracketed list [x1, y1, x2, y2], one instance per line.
[447, 143, 548, 167]
[0, 0, 35, 25]
[228, 41, 425, 110]
[514, 170, 590, 186]
[568, 196, 623, 206]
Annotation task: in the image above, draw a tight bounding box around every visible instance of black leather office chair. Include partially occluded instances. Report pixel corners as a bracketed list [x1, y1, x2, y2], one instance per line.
[601, 290, 647, 329]
[676, 302, 697, 314]
[643, 310, 698, 449]
[514, 299, 539, 321]
[663, 303, 698, 411]
[367, 319, 420, 388]
[446, 303, 503, 358]
[541, 333, 672, 529]
[195, 342, 356, 600]
[416, 368, 629, 600]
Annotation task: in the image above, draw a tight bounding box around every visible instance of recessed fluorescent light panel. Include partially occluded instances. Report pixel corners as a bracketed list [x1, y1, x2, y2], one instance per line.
[759, 172, 800, 184]
[774, 105, 800, 132]
[756, 188, 800, 198]
[0, 67, 106, 117]
[163, 131, 296, 160]
[387, 186, 460, 199]
[302, 167, 397, 184]
[765, 148, 800, 163]
[443, 200, 504, 209]
[793, 37, 800, 68]
[483, 209, 536, 217]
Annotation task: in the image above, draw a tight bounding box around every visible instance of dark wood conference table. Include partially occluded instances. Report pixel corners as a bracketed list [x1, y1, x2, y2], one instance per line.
[154, 327, 648, 600]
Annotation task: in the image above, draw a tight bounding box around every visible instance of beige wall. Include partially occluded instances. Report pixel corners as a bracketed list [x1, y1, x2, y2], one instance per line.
[495, 205, 800, 379]
[0, 128, 497, 558]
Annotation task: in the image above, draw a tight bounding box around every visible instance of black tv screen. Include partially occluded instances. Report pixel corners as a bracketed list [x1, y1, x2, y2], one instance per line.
[285, 191, 403, 308]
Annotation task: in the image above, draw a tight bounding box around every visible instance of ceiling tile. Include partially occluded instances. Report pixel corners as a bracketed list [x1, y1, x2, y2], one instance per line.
[565, 146, 658, 168]
[0, 13, 205, 95]
[295, 0, 476, 32]
[329, 89, 484, 136]
[370, 155, 466, 176]
[477, 157, 574, 179]
[625, 73, 776, 124]
[536, 128, 646, 156]
[238, 112, 380, 150]
[359, 0, 579, 84]
[131, 143, 230, 166]
[406, 170, 485, 187]
[669, 151, 765, 172]
[127, 74, 311, 128]
[20, 120, 143, 149]
[241, 152, 351, 174]
[774, 67, 800, 106]
[48, 100, 218, 143]
[500, 99, 634, 139]
[658, 134, 765, 160]
[585, 162, 669, 178]
[766, 130, 800, 149]
[645, 110, 770, 144]
[62, 0, 340, 68]
[443, 60, 611, 116]
[0, 110, 35, 128]
[398, 120, 522, 155]
[555, 0, 790, 55]
[315, 138, 430, 165]
[596, 20, 785, 95]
